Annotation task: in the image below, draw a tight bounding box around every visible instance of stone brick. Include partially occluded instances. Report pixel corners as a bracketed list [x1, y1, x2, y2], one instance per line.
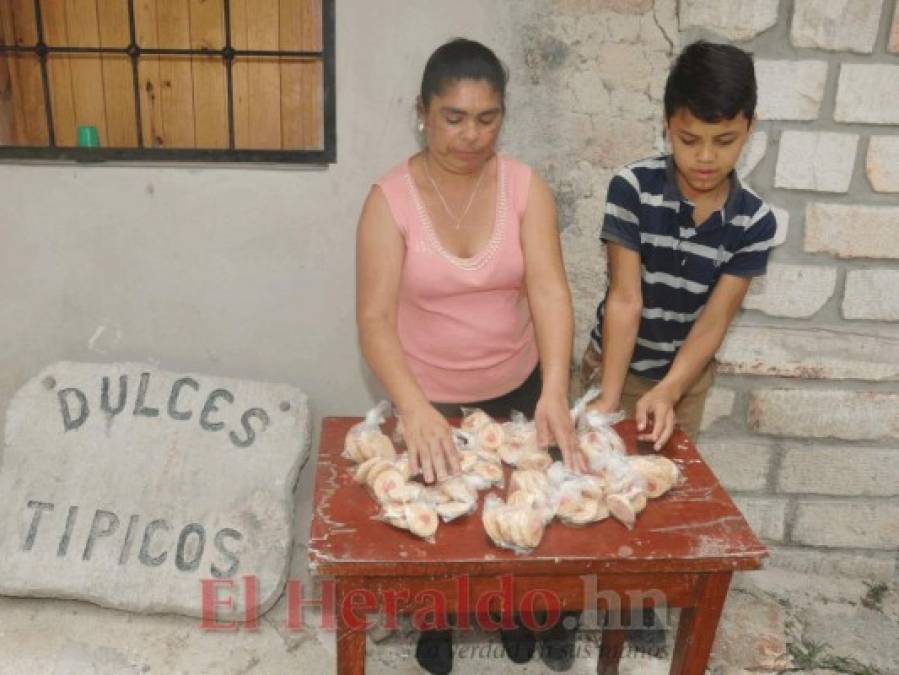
[698, 438, 773, 492]
[718, 326, 898, 381]
[742, 263, 835, 318]
[732, 495, 787, 542]
[736, 130, 767, 179]
[834, 64, 899, 124]
[778, 445, 899, 497]
[774, 131, 858, 192]
[557, 0, 654, 13]
[679, 0, 779, 42]
[866, 135, 899, 192]
[766, 545, 897, 581]
[700, 387, 735, 431]
[792, 500, 899, 549]
[891, 0, 899, 52]
[749, 389, 899, 441]
[770, 205, 789, 247]
[804, 203, 899, 260]
[843, 269, 899, 321]
[790, 0, 883, 53]
[755, 60, 827, 121]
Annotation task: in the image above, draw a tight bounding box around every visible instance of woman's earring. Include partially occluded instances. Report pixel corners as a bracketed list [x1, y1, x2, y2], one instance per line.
[417, 120, 425, 133]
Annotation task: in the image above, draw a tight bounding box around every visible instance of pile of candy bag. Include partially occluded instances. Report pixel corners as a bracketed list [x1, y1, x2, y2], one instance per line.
[343, 389, 683, 550]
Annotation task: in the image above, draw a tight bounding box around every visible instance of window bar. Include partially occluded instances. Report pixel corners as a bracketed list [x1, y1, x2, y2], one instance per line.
[223, 0, 235, 150]
[32, 0, 55, 147]
[126, 0, 143, 148]
[323, 0, 336, 161]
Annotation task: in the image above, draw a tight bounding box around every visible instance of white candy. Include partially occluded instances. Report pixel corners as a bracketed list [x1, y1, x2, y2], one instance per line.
[405, 502, 439, 538]
[461, 409, 492, 433]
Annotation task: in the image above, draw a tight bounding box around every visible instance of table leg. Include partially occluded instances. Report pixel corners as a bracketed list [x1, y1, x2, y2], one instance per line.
[336, 581, 366, 675]
[597, 625, 626, 675]
[669, 572, 731, 675]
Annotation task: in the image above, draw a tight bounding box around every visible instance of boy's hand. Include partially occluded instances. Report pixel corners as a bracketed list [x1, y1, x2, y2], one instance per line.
[585, 395, 620, 416]
[635, 384, 679, 451]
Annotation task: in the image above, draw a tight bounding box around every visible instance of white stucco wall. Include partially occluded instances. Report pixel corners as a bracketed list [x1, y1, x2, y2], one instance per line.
[0, 1, 510, 425]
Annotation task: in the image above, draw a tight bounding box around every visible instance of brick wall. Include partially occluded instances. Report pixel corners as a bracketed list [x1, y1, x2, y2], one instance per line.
[687, 0, 899, 583]
[504, 0, 899, 582]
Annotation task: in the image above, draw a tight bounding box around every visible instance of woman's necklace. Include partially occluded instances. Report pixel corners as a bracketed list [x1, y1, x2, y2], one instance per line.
[423, 154, 488, 230]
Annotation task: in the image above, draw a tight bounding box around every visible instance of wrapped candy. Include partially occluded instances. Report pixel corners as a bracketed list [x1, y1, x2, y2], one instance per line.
[499, 411, 551, 469]
[508, 469, 557, 524]
[509, 468, 551, 499]
[438, 475, 478, 505]
[577, 419, 626, 471]
[404, 501, 440, 539]
[370, 468, 408, 504]
[482, 494, 546, 552]
[547, 462, 609, 526]
[355, 455, 441, 541]
[353, 453, 416, 505]
[344, 401, 397, 463]
[354, 456, 404, 486]
[629, 455, 682, 498]
[428, 475, 478, 523]
[566, 386, 626, 471]
[478, 422, 505, 452]
[462, 462, 505, 491]
[378, 499, 440, 541]
[605, 487, 647, 530]
[454, 429, 505, 491]
[435, 500, 476, 522]
[459, 408, 506, 458]
[460, 408, 493, 433]
[586, 452, 652, 530]
[516, 452, 552, 471]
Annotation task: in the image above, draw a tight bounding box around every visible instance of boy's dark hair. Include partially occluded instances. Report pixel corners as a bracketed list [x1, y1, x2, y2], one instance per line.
[664, 40, 756, 124]
[420, 38, 509, 112]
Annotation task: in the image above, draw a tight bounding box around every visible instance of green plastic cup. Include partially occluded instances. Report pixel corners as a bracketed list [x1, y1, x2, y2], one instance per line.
[77, 125, 100, 148]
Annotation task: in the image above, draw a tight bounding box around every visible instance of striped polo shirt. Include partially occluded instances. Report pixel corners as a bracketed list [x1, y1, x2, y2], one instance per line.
[590, 154, 777, 382]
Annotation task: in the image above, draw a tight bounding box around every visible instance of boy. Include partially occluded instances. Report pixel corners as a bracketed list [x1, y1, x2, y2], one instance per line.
[581, 40, 778, 653]
[584, 40, 776, 446]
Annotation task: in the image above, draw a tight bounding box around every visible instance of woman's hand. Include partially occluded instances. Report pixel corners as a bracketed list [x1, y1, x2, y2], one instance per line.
[399, 403, 461, 484]
[534, 392, 584, 473]
[635, 384, 679, 451]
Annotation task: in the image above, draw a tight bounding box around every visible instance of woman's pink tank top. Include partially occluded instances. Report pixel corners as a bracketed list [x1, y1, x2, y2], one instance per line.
[375, 154, 539, 403]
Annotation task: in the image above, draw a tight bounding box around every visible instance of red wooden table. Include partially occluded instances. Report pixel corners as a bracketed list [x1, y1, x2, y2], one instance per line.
[308, 417, 767, 675]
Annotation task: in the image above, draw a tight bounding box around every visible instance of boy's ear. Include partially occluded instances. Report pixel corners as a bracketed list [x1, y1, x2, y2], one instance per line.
[747, 114, 756, 133]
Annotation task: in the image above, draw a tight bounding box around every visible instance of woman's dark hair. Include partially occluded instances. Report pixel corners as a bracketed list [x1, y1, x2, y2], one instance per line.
[664, 40, 756, 124]
[420, 38, 509, 111]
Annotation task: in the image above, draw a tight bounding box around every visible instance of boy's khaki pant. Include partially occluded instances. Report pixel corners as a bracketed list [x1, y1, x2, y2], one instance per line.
[579, 343, 715, 440]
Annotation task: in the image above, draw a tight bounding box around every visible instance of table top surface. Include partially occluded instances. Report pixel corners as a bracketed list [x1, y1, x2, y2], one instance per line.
[308, 417, 767, 577]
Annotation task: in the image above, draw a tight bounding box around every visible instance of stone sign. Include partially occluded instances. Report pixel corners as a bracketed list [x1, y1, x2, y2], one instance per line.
[0, 361, 310, 619]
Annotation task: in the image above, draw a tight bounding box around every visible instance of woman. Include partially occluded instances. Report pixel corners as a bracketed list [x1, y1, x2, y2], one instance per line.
[356, 38, 580, 674]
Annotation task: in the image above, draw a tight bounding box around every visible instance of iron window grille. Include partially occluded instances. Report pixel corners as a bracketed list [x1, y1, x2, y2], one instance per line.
[0, 0, 336, 163]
